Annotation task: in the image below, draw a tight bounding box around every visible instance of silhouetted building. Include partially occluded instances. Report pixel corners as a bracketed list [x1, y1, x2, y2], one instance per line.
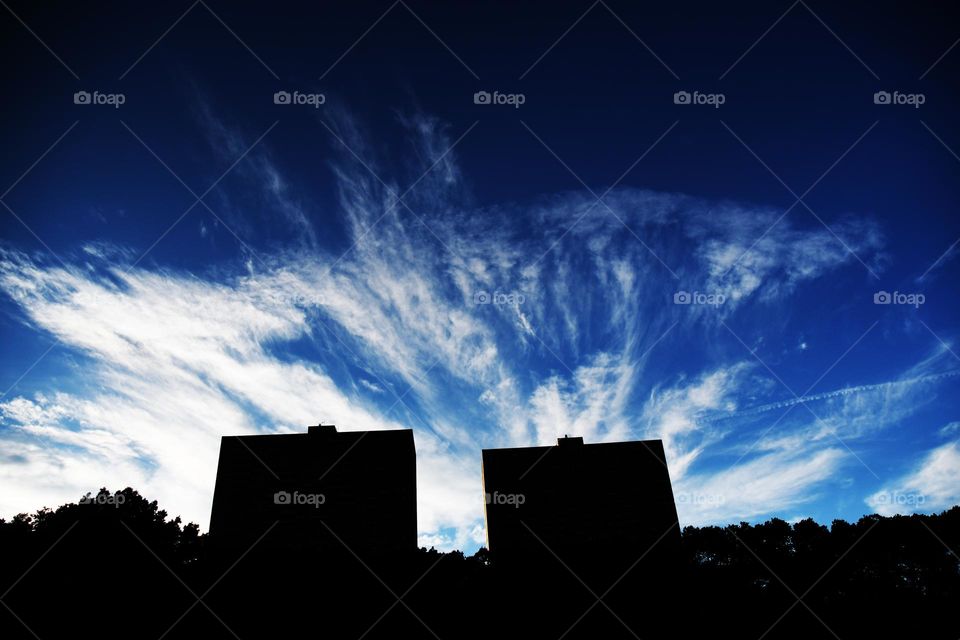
[209, 424, 417, 556]
[481, 436, 680, 566]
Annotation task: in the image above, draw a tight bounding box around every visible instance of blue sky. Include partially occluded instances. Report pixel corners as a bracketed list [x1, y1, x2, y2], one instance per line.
[1, 1, 959, 551]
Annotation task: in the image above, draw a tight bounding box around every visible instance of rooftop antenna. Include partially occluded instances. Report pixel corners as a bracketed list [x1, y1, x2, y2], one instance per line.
[308, 421, 338, 435]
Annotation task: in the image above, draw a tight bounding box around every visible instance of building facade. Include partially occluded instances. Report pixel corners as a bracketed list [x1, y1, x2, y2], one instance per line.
[481, 436, 680, 564]
[209, 424, 417, 556]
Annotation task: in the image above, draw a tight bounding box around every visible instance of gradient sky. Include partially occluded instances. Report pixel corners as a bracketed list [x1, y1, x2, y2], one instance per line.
[1, 1, 959, 551]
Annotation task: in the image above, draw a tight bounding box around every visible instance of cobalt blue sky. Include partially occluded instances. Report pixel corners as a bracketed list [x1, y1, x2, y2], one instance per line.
[1, 1, 959, 551]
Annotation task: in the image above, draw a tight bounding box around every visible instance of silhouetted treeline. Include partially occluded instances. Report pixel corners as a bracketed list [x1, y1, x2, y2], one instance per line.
[1, 488, 957, 639]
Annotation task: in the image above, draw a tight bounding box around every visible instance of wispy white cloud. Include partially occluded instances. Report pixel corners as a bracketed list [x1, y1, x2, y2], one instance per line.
[866, 440, 960, 516]
[197, 100, 318, 250]
[940, 421, 960, 437]
[638, 361, 848, 526]
[639, 345, 960, 526]
[694, 211, 886, 306]
[641, 364, 750, 479]
[358, 378, 385, 394]
[676, 447, 846, 527]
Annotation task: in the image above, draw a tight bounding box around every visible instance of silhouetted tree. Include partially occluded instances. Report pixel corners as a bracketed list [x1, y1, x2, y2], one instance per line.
[1, 492, 958, 639]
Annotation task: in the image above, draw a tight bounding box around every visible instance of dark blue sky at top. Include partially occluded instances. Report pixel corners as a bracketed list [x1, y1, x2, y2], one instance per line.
[1, 1, 959, 542]
[3, 1, 956, 394]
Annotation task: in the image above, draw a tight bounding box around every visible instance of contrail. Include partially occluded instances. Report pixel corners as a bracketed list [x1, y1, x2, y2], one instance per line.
[699, 369, 960, 424]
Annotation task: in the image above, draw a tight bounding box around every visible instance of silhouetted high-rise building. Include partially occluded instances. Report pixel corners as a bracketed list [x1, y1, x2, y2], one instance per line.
[209, 424, 417, 556]
[481, 436, 680, 565]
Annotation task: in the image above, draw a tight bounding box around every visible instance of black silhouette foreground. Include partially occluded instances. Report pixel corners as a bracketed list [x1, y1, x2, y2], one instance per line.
[1, 424, 956, 639]
[2, 489, 958, 639]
